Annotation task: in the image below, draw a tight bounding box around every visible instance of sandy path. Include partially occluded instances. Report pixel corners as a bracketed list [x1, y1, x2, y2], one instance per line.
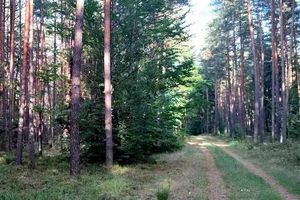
[201, 148, 227, 200]
[200, 145, 227, 200]
[205, 136, 300, 200]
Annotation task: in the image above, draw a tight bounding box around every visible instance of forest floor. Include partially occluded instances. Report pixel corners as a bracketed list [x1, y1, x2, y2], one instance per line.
[0, 136, 300, 200]
[0, 140, 209, 200]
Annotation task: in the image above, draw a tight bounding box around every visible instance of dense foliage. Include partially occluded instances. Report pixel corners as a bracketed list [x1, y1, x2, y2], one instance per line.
[0, 0, 209, 164]
[78, 0, 196, 161]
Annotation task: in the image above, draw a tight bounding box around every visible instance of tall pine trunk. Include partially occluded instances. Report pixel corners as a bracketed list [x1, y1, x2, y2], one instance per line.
[104, 0, 113, 167]
[38, 0, 47, 153]
[239, 17, 246, 138]
[70, 0, 84, 176]
[214, 81, 219, 135]
[258, 10, 265, 142]
[232, 16, 239, 136]
[16, 0, 31, 165]
[289, 0, 295, 110]
[2, 0, 10, 151]
[279, 0, 287, 143]
[246, 0, 260, 143]
[8, 0, 15, 151]
[28, 0, 35, 168]
[271, 0, 279, 142]
[0, 0, 4, 129]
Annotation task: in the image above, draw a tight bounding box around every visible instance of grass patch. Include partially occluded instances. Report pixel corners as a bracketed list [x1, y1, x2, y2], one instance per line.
[209, 147, 282, 200]
[0, 151, 15, 166]
[0, 164, 130, 200]
[156, 183, 170, 200]
[0, 142, 208, 200]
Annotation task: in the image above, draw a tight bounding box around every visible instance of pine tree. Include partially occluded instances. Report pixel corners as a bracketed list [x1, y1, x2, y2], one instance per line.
[70, 0, 85, 176]
[104, 0, 113, 167]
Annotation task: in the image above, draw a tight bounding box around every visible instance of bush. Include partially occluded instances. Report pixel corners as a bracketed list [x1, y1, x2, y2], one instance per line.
[288, 113, 300, 139]
[0, 152, 15, 165]
[118, 122, 184, 161]
[55, 94, 185, 163]
[156, 186, 170, 200]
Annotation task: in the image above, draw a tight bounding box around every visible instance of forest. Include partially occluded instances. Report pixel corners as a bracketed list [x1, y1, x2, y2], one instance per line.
[0, 0, 299, 199]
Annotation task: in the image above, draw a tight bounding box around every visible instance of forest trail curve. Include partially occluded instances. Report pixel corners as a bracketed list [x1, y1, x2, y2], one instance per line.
[202, 136, 300, 200]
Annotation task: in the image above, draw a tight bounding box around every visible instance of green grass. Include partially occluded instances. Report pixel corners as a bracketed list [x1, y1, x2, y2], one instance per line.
[0, 143, 208, 200]
[0, 160, 131, 200]
[209, 147, 282, 200]
[229, 140, 300, 196]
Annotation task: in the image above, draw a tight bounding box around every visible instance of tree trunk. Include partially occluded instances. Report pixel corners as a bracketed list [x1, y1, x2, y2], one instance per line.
[271, 0, 279, 142]
[232, 16, 239, 136]
[214, 81, 219, 135]
[28, 0, 35, 168]
[286, 0, 295, 137]
[0, 0, 3, 64]
[206, 87, 209, 133]
[104, 0, 113, 167]
[2, 0, 10, 151]
[258, 10, 265, 142]
[239, 17, 246, 138]
[8, 0, 15, 151]
[16, 0, 31, 165]
[279, 0, 287, 143]
[0, 0, 4, 128]
[50, 12, 57, 148]
[38, 0, 47, 153]
[70, 0, 84, 176]
[289, 0, 295, 103]
[246, 0, 260, 143]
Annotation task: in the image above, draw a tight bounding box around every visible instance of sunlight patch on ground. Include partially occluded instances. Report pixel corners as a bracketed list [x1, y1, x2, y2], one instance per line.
[159, 178, 171, 190]
[189, 135, 231, 148]
[0, 157, 5, 165]
[132, 144, 209, 199]
[188, 141, 213, 147]
[213, 143, 231, 147]
[111, 165, 130, 176]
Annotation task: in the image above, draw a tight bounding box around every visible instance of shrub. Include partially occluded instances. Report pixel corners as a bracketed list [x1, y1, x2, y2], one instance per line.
[156, 187, 170, 200]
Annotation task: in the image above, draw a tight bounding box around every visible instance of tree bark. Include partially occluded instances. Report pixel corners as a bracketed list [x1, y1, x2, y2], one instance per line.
[37, 0, 45, 155]
[232, 16, 239, 136]
[70, 0, 84, 176]
[1, 0, 10, 151]
[246, 0, 260, 143]
[16, 0, 31, 165]
[239, 16, 246, 138]
[206, 87, 209, 133]
[257, 9, 265, 142]
[271, 0, 279, 142]
[8, 0, 15, 151]
[214, 81, 219, 135]
[104, 0, 113, 167]
[28, 0, 35, 168]
[0, 0, 4, 127]
[289, 0, 295, 107]
[279, 0, 287, 143]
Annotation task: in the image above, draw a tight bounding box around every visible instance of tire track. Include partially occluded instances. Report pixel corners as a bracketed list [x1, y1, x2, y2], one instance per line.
[200, 145, 227, 200]
[206, 136, 300, 200]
